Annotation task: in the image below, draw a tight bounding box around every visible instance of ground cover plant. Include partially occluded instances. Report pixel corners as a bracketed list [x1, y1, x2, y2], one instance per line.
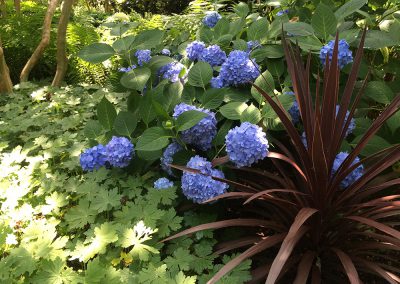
[1, 0, 400, 283]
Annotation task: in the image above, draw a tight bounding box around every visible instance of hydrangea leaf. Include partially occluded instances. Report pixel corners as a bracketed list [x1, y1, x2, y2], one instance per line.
[187, 62, 213, 88]
[175, 110, 208, 132]
[311, 3, 337, 40]
[220, 102, 248, 120]
[97, 96, 117, 131]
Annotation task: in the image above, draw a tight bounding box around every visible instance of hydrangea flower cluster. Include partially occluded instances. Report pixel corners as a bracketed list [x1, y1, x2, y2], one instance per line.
[181, 156, 228, 203]
[105, 136, 134, 168]
[161, 49, 171, 56]
[118, 65, 137, 72]
[173, 103, 217, 151]
[161, 142, 183, 176]
[225, 122, 269, 167]
[199, 45, 227, 66]
[332, 152, 364, 188]
[277, 9, 289, 16]
[80, 145, 108, 171]
[210, 76, 224, 89]
[80, 136, 134, 171]
[135, 49, 152, 66]
[160, 62, 186, 83]
[202, 11, 222, 28]
[247, 40, 261, 52]
[186, 41, 206, 61]
[154, 177, 174, 189]
[286, 92, 300, 124]
[336, 105, 355, 137]
[320, 39, 353, 69]
[213, 50, 260, 88]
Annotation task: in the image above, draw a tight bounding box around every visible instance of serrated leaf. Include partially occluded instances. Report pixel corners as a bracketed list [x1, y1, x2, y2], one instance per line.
[251, 70, 275, 104]
[113, 111, 137, 137]
[120, 67, 151, 91]
[213, 120, 233, 146]
[97, 97, 117, 130]
[136, 127, 172, 152]
[200, 89, 225, 109]
[77, 43, 115, 64]
[132, 29, 164, 50]
[220, 102, 248, 120]
[240, 104, 262, 124]
[351, 135, 392, 156]
[335, 0, 367, 20]
[234, 2, 249, 18]
[187, 62, 213, 88]
[175, 110, 208, 132]
[84, 120, 104, 139]
[311, 3, 337, 40]
[364, 81, 394, 104]
[248, 17, 269, 42]
[112, 35, 136, 52]
[283, 22, 314, 36]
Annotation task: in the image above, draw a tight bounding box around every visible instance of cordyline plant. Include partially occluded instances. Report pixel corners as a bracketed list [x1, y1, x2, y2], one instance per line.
[164, 30, 400, 283]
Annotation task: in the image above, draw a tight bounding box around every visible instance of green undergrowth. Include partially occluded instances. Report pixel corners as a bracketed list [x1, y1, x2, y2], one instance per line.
[0, 84, 251, 283]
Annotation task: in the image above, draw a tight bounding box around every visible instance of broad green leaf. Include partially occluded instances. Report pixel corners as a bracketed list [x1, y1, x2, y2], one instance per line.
[187, 62, 213, 88]
[283, 22, 314, 36]
[240, 104, 262, 124]
[175, 110, 208, 132]
[149, 56, 175, 73]
[214, 18, 230, 39]
[229, 18, 246, 37]
[234, 2, 249, 18]
[248, 17, 269, 42]
[351, 135, 392, 156]
[163, 82, 183, 112]
[112, 35, 136, 52]
[113, 111, 137, 137]
[200, 88, 225, 109]
[251, 46, 284, 62]
[220, 102, 248, 120]
[97, 97, 117, 130]
[136, 127, 172, 151]
[120, 67, 151, 91]
[232, 39, 248, 51]
[251, 70, 275, 104]
[335, 0, 367, 20]
[364, 81, 394, 104]
[139, 92, 156, 125]
[198, 26, 214, 43]
[386, 111, 400, 134]
[84, 120, 104, 139]
[289, 36, 323, 51]
[132, 29, 164, 50]
[213, 120, 233, 146]
[77, 43, 115, 64]
[363, 30, 400, 49]
[311, 3, 337, 40]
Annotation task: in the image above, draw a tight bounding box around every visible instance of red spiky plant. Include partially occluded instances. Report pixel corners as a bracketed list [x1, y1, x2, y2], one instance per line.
[165, 31, 400, 283]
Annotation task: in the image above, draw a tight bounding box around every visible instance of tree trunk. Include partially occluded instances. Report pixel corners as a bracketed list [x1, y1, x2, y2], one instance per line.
[20, 0, 59, 82]
[0, 0, 7, 18]
[0, 38, 13, 93]
[14, 0, 20, 14]
[104, 0, 111, 13]
[52, 0, 73, 87]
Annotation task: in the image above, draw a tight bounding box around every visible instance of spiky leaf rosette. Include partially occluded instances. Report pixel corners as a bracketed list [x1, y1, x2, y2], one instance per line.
[165, 30, 400, 284]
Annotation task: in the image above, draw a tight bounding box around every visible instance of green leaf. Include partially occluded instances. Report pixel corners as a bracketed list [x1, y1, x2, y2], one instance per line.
[283, 22, 314, 36]
[84, 258, 106, 283]
[232, 39, 247, 51]
[162, 82, 183, 112]
[213, 120, 233, 146]
[91, 188, 122, 213]
[248, 17, 269, 42]
[84, 120, 104, 139]
[120, 67, 151, 91]
[363, 30, 400, 49]
[240, 104, 262, 124]
[234, 2, 249, 18]
[214, 18, 230, 39]
[175, 110, 208, 132]
[113, 111, 137, 137]
[187, 62, 213, 88]
[77, 43, 115, 64]
[289, 35, 323, 51]
[220, 102, 248, 120]
[335, 0, 367, 20]
[136, 127, 171, 152]
[364, 81, 394, 104]
[386, 111, 400, 134]
[200, 89, 225, 109]
[198, 26, 214, 43]
[132, 29, 164, 50]
[351, 135, 392, 156]
[251, 46, 284, 61]
[251, 70, 275, 104]
[139, 92, 157, 125]
[229, 18, 246, 37]
[149, 55, 175, 73]
[97, 97, 117, 130]
[311, 3, 337, 40]
[112, 35, 136, 52]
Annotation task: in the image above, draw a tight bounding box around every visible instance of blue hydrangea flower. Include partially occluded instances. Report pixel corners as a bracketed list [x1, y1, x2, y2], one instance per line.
[211, 76, 224, 88]
[301, 131, 307, 148]
[320, 39, 353, 69]
[286, 92, 300, 124]
[225, 122, 269, 167]
[119, 65, 137, 72]
[181, 156, 228, 203]
[332, 152, 364, 188]
[105, 136, 134, 168]
[186, 41, 206, 61]
[154, 177, 174, 189]
[173, 103, 217, 151]
[161, 142, 183, 176]
[199, 45, 227, 67]
[247, 40, 261, 52]
[161, 49, 171, 56]
[160, 62, 186, 83]
[202, 11, 222, 28]
[277, 9, 289, 16]
[336, 105, 356, 137]
[135, 49, 152, 66]
[80, 145, 107, 171]
[216, 50, 260, 87]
